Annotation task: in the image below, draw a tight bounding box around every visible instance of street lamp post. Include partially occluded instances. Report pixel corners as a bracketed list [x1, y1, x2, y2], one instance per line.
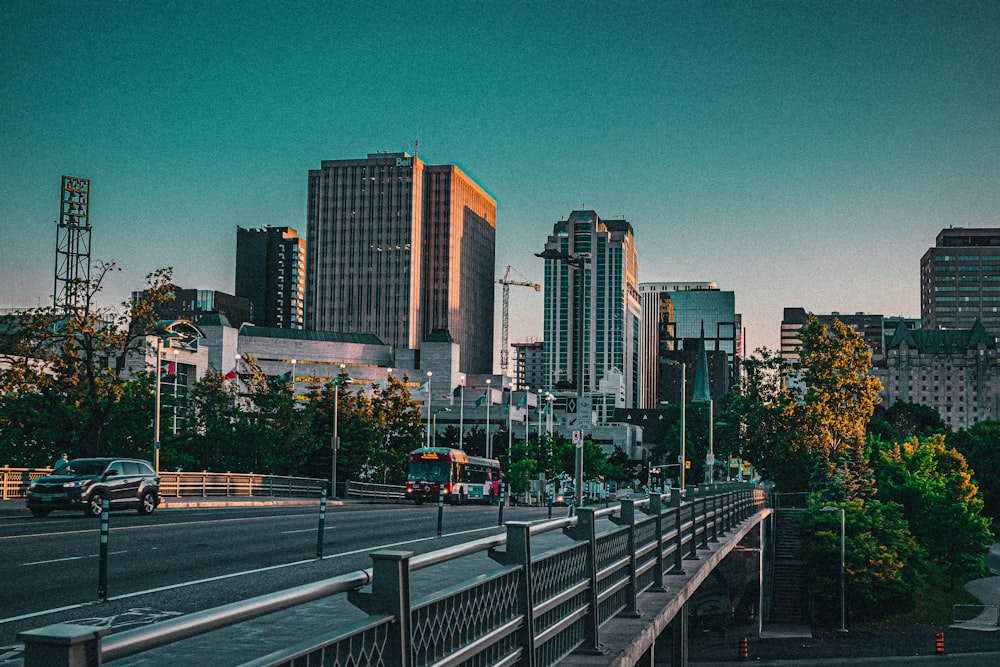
[153, 337, 163, 474]
[332, 364, 351, 498]
[425, 371, 433, 448]
[433, 408, 451, 447]
[536, 247, 589, 509]
[485, 378, 492, 458]
[458, 373, 465, 450]
[821, 506, 848, 632]
[680, 362, 686, 489]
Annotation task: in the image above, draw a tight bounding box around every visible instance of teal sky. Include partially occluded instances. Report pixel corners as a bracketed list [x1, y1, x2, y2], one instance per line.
[2, 1, 999, 360]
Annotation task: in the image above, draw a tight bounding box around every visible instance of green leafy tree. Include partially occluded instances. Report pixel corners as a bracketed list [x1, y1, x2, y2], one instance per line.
[797, 317, 882, 500]
[872, 434, 992, 579]
[869, 399, 946, 443]
[800, 500, 925, 624]
[949, 420, 1000, 530]
[0, 264, 173, 464]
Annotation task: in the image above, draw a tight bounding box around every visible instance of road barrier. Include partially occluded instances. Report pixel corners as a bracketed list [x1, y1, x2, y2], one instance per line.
[345, 480, 406, 500]
[0, 466, 326, 500]
[17, 482, 768, 666]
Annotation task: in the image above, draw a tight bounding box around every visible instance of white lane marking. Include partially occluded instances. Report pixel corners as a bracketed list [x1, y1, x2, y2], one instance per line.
[22, 550, 127, 566]
[0, 525, 500, 626]
[280, 528, 314, 534]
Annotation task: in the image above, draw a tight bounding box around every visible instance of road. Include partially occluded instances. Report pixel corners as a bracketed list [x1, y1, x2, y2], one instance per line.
[0, 501, 553, 656]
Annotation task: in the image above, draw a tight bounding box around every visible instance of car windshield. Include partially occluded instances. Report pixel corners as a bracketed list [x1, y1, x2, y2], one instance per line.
[59, 459, 110, 475]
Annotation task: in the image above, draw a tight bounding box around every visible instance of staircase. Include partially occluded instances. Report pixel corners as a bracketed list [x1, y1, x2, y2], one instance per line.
[768, 508, 808, 624]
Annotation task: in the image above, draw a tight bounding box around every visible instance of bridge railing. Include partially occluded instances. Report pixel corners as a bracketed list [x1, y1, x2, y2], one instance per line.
[0, 466, 326, 500]
[18, 482, 769, 667]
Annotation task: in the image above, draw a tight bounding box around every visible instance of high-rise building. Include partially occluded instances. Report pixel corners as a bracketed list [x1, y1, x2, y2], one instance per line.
[305, 152, 496, 374]
[780, 308, 916, 366]
[538, 210, 641, 407]
[638, 282, 741, 408]
[235, 225, 306, 329]
[921, 227, 1000, 337]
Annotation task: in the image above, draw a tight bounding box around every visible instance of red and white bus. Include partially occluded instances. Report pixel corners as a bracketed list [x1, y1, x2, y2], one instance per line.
[405, 447, 502, 504]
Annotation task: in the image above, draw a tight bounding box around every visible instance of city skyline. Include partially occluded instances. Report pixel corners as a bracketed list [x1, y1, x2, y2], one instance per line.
[3, 2, 999, 363]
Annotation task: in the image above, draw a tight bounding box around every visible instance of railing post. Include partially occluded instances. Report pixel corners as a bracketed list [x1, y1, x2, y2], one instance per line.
[698, 486, 710, 550]
[708, 484, 719, 543]
[316, 483, 328, 558]
[19, 623, 110, 667]
[670, 489, 686, 573]
[370, 551, 413, 667]
[644, 493, 666, 591]
[505, 522, 536, 667]
[573, 507, 604, 654]
[684, 486, 699, 559]
[616, 499, 642, 617]
[98, 496, 110, 601]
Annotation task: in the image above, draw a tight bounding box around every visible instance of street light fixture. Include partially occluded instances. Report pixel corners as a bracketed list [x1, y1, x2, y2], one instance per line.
[821, 505, 848, 633]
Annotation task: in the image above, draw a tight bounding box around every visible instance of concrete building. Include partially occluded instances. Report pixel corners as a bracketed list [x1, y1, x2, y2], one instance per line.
[235, 225, 305, 329]
[305, 151, 496, 374]
[921, 227, 1000, 337]
[781, 308, 893, 364]
[511, 340, 544, 392]
[538, 210, 641, 408]
[638, 282, 742, 408]
[875, 320, 999, 431]
[143, 286, 252, 330]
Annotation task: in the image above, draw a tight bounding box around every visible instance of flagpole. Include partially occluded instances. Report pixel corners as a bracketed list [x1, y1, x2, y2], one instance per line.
[485, 378, 491, 459]
[507, 386, 513, 452]
[425, 371, 432, 448]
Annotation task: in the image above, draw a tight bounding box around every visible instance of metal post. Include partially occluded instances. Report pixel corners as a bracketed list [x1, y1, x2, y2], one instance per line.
[680, 363, 686, 489]
[332, 377, 339, 498]
[316, 484, 327, 558]
[153, 337, 162, 474]
[498, 483, 506, 525]
[425, 372, 432, 449]
[436, 488, 444, 537]
[838, 508, 847, 633]
[458, 374, 465, 449]
[485, 379, 491, 459]
[97, 496, 110, 600]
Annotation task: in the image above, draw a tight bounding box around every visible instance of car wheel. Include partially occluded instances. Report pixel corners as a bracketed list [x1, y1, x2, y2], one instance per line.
[138, 491, 157, 515]
[85, 492, 105, 518]
[30, 508, 50, 518]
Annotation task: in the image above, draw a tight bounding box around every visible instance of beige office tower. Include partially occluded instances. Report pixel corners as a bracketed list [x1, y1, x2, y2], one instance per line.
[306, 152, 496, 374]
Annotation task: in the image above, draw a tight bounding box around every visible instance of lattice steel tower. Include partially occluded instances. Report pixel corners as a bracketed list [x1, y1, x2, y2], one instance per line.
[54, 176, 92, 311]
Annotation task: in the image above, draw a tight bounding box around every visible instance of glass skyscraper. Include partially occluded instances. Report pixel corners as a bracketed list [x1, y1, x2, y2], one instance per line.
[539, 210, 641, 407]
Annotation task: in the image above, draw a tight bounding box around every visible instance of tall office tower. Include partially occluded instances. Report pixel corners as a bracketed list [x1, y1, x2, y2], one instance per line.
[539, 210, 641, 407]
[235, 225, 306, 329]
[921, 227, 1000, 337]
[638, 282, 741, 408]
[306, 152, 496, 374]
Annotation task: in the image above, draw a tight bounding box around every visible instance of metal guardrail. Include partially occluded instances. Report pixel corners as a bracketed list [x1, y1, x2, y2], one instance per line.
[0, 467, 325, 500]
[346, 480, 406, 500]
[17, 482, 769, 667]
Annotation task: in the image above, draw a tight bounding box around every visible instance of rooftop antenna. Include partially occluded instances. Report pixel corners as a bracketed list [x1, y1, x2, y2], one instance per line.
[413, 138, 420, 159]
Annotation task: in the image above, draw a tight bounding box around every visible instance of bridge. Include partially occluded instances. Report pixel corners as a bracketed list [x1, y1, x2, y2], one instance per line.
[16, 483, 770, 667]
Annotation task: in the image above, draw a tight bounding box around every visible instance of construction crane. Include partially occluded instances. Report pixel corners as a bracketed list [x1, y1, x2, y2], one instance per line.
[496, 266, 541, 374]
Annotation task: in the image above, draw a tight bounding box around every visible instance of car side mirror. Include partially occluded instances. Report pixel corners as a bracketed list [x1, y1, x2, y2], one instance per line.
[105, 470, 119, 478]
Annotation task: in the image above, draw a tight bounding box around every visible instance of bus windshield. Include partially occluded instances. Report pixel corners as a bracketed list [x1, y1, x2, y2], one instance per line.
[407, 459, 451, 483]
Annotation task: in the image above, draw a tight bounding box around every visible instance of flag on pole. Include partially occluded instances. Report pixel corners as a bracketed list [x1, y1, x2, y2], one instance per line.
[516, 395, 527, 408]
[225, 370, 238, 380]
[476, 390, 489, 406]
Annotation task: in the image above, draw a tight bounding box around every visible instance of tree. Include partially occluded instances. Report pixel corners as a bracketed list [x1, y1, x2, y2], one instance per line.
[949, 420, 1000, 529]
[800, 500, 926, 624]
[869, 399, 946, 443]
[797, 317, 883, 500]
[872, 434, 992, 579]
[0, 264, 173, 464]
[726, 348, 806, 492]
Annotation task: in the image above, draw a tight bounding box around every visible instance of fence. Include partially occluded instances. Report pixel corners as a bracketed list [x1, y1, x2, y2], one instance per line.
[17, 482, 769, 667]
[0, 466, 325, 501]
[345, 480, 406, 500]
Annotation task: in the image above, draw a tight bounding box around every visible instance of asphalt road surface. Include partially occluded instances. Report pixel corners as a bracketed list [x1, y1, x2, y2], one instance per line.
[0, 502, 553, 655]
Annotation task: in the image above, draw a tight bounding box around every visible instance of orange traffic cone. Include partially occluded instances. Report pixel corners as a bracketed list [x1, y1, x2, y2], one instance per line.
[738, 636, 749, 660]
[935, 631, 944, 654]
